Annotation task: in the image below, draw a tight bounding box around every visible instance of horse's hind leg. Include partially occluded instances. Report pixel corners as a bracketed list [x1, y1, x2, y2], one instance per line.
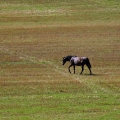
[86, 64, 92, 75]
[80, 65, 84, 74]
[89, 68, 92, 75]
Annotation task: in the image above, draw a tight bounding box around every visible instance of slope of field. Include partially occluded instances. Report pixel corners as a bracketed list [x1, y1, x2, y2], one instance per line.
[0, 0, 120, 119]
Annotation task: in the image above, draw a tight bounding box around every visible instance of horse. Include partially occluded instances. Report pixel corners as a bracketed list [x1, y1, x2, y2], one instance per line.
[62, 55, 92, 75]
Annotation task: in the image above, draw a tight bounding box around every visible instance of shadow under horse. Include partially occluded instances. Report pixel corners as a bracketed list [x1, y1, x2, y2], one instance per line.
[62, 55, 92, 75]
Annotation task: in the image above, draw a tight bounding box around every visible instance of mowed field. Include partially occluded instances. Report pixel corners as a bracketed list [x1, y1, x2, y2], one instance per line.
[0, 0, 120, 119]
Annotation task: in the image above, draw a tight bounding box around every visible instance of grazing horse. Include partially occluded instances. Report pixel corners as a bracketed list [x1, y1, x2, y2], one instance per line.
[62, 55, 92, 75]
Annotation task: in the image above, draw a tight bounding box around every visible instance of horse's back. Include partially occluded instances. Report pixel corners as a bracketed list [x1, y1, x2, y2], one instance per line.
[73, 56, 89, 65]
[70, 57, 82, 65]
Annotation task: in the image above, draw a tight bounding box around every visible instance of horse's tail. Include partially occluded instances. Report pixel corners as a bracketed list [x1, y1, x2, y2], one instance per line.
[86, 58, 91, 68]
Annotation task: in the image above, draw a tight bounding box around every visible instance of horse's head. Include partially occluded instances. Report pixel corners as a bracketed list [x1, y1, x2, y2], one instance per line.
[62, 57, 67, 65]
[62, 56, 74, 65]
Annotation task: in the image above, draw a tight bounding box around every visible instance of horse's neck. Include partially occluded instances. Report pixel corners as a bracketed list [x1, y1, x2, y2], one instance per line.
[68, 56, 73, 61]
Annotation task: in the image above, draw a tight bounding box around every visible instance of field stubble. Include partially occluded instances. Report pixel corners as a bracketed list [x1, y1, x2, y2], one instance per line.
[0, 0, 120, 119]
[0, 23, 120, 119]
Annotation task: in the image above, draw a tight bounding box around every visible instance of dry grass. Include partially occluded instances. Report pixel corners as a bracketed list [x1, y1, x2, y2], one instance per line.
[0, 0, 120, 119]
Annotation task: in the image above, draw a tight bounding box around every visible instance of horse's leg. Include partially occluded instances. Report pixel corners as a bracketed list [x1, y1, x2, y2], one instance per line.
[80, 65, 84, 74]
[73, 65, 75, 74]
[89, 68, 92, 75]
[68, 64, 73, 73]
[86, 64, 92, 75]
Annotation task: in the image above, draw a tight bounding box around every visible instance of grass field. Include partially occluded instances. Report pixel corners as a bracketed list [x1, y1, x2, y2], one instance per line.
[0, 0, 120, 119]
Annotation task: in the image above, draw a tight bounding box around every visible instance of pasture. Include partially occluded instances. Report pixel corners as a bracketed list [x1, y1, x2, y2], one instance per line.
[0, 0, 120, 119]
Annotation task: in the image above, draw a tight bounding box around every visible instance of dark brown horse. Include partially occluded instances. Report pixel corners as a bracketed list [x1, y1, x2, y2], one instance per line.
[63, 55, 92, 75]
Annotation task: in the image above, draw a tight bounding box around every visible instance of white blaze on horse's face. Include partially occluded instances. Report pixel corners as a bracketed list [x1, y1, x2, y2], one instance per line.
[63, 57, 67, 65]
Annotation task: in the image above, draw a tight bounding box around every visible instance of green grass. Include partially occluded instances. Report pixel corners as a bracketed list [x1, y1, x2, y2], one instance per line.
[0, 0, 120, 119]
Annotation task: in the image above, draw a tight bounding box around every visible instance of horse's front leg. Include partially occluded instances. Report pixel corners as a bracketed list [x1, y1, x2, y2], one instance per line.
[68, 64, 73, 73]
